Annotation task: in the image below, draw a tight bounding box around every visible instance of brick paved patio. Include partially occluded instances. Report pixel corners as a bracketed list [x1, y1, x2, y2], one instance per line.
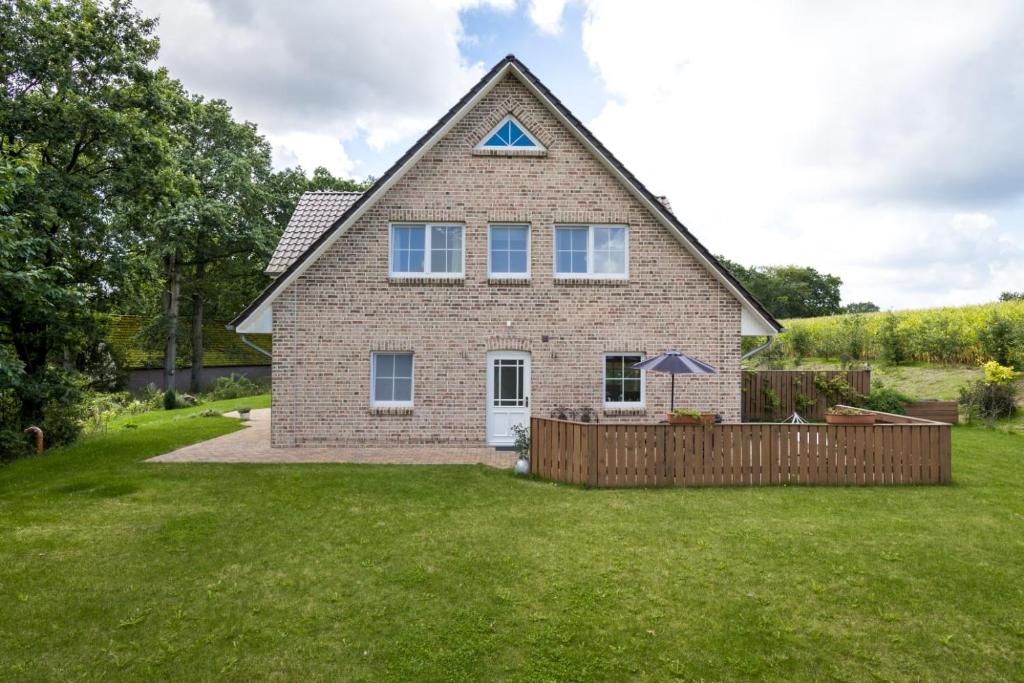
[148, 409, 516, 467]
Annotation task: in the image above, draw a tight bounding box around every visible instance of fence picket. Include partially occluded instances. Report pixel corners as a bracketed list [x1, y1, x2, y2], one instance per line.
[528, 414, 949, 488]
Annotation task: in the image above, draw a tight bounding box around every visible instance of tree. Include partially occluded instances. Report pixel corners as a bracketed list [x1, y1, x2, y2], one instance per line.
[0, 0, 173, 441]
[141, 95, 276, 392]
[717, 257, 843, 319]
[844, 302, 880, 314]
[999, 291, 1024, 302]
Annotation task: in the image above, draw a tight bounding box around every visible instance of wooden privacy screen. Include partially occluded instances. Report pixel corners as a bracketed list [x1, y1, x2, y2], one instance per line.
[903, 400, 959, 424]
[742, 370, 872, 421]
[530, 414, 951, 487]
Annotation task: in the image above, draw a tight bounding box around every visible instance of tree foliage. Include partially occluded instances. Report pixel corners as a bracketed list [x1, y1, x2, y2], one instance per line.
[1, 0, 173, 453]
[0, 0, 367, 456]
[718, 257, 843, 319]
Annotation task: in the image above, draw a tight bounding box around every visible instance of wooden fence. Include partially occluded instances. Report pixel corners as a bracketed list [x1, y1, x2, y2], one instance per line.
[742, 370, 872, 421]
[904, 400, 959, 424]
[530, 410, 951, 487]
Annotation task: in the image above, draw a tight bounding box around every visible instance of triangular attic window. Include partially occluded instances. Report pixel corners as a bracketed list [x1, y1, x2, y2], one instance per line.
[477, 115, 544, 150]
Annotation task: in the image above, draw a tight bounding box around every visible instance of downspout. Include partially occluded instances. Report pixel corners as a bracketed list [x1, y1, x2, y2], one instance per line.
[240, 334, 272, 359]
[741, 338, 775, 361]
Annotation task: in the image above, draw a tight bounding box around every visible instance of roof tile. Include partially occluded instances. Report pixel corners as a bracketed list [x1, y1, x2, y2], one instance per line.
[265, 191, 363, 275]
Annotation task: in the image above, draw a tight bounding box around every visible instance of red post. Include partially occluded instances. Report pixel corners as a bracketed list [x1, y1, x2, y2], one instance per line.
[23, 426, 43, 455]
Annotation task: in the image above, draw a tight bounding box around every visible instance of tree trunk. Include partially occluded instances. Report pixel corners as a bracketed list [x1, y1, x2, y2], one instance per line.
[162, 250, 181, 392]
[189, 261, 206, 393]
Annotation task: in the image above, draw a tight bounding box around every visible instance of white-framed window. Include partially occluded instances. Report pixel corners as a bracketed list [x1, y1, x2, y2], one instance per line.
[554, 225, 628, 278]
[488, 224, 530, 277]
[371, 352, 414, 407]
[389, 224, 464, 278]
[603, 353, 644, 407]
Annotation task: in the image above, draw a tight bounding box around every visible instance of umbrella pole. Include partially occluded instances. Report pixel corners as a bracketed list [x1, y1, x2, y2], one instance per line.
[670, 374, 675, 412]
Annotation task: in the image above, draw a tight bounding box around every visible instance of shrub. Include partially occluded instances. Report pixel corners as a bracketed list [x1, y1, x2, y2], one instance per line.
[39, 396, 86, 447]
[862, 383, 911, 414]
[813, 373, 860, 406]
[840, 315, 870, 361]
[878, 313, 909, 365]
[983, 360, 1020, 384]
[163, 388, 178, 411]
[960, 361, 1020, 423]
[0, 429, 30, 461]
[786, 325, 813, 363]
[794, 393, 815, 414]
[977, 313, 1019, 368]
[205, 373, 261, 401]
[960, 381, 1018, 423]
[511, 423, 530, 460]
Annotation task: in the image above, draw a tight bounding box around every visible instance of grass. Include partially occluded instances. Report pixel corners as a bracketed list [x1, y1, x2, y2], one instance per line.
[2, 397, 1023, 680]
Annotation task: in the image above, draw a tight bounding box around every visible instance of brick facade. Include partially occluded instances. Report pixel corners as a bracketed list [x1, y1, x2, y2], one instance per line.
[270, 75, 742, 448]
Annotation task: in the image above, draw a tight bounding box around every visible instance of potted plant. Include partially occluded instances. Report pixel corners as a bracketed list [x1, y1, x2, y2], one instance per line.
[511, 423, 531, 475]
[236, 406, 252, 422]
[668, 408, 702, 425]
[825, 406, 875, 425]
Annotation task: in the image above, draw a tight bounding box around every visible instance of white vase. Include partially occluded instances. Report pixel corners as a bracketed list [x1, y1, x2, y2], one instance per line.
[514, 457, 530, 475]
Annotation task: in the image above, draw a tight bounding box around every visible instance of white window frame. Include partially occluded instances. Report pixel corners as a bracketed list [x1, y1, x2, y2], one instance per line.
[553, 224, 629, 279]
[487, 224, 531, 278]
[370, 352, 415, 408]
[602, 352, 645, 409]
[474, 114, 546, 151]
[388, 223, 465, 278]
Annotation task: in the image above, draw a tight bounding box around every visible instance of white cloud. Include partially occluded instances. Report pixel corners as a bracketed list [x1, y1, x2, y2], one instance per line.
[540, 0, 1024, 308]
[528, 0, 570, 34]
[270, 132, 355, 178]
[137, 0, 512, 176]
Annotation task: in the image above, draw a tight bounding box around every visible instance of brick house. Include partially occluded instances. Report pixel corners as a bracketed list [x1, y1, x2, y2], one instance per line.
[231, 55, 781, 449]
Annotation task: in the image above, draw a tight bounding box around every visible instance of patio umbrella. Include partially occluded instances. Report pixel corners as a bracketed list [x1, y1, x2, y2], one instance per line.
[632, 351, 716, 412]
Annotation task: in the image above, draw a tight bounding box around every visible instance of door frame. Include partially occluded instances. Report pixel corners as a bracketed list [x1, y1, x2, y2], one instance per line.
[485, 351, 532, 446]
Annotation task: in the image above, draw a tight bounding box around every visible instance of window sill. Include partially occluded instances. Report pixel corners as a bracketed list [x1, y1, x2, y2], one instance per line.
[487, 277, 531, 286]
[553, 277, 628, 286]
[388, 276, 464, 286]
[369, 406, 414, 416]
[472, 148, 547, 158]
[603, 407, 647, 416]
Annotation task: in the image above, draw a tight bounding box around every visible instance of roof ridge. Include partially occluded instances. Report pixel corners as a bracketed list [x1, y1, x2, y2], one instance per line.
[304, 190, 364, 194]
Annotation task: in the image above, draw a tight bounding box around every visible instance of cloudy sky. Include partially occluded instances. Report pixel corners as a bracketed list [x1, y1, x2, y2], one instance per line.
[135, 0, 1024, 310]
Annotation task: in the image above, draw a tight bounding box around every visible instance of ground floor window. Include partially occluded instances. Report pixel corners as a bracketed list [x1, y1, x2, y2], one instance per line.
[604, 353, 643, 407]
[371, 352, 413, 407]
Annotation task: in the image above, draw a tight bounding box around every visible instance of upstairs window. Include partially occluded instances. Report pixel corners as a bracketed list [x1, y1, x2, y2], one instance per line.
[476, 115, 544, 151]
[390, 224, 464, 278]
[554, 225, 628, 278]
[488, 225, 530, 277]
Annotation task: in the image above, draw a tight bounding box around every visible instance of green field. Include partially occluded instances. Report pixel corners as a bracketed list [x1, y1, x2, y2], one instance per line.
[2, 398, 1023, 680]
[776, 299, 1024, 366]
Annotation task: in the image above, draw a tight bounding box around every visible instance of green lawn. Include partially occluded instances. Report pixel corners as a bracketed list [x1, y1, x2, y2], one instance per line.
[2, 398, 1023, 681]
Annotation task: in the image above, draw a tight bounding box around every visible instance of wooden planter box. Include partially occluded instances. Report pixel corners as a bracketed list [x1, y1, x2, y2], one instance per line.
[668, 413, 715, 425]
[826, 413, 876, 425]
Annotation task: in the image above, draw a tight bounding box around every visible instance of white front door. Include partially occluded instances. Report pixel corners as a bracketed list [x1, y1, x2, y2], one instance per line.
[486, 351, 531, 446]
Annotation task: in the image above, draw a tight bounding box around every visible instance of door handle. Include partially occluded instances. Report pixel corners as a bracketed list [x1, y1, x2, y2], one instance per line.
[525, 396, 530, 407]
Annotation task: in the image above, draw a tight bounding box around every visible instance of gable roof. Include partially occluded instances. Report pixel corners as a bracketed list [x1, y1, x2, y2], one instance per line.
[265, 191, 363, 275]
[231, 55, 782, 334]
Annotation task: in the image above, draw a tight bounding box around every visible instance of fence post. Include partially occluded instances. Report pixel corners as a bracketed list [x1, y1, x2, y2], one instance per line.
[588, 423, 599, 486]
